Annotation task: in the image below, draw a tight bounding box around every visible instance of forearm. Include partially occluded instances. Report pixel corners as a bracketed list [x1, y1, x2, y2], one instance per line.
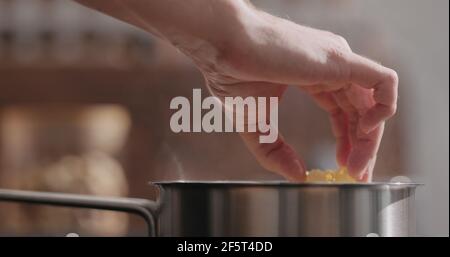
[74, 0, 256, 56]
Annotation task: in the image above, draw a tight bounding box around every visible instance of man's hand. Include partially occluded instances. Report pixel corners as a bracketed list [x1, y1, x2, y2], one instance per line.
[74, 0, 398, 181]
[188, 5, 397, 181]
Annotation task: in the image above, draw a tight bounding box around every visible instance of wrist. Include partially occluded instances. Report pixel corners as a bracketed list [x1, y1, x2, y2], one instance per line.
[161, 0, 262, 70]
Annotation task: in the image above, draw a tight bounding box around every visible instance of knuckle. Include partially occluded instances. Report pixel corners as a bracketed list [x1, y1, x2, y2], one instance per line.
[388, 104, 397, 116]
[327, 46, 345, 59]
[384, 69, 399, 87]
[328, 32, 351, 51]
[326, 47, 352, 81]
[335, 35, 349, 47]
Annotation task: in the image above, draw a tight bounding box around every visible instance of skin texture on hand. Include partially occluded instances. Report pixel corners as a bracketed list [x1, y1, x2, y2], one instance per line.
[74, 0, 398, 182]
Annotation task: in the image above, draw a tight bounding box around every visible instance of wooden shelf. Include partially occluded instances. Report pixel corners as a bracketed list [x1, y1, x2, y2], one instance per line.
[0, 65, 202, 105]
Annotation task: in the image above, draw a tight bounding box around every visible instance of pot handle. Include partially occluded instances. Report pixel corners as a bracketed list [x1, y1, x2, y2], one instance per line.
[0, 189, 159, 236]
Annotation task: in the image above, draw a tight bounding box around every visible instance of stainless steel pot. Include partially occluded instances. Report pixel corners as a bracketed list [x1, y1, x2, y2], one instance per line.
[0, 181, 421, 237]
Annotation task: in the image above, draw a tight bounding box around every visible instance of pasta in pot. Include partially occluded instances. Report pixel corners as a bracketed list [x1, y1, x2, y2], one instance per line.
[306, 167, 356, 183]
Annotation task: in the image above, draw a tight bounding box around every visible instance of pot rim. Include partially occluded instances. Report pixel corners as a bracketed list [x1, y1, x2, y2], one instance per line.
[149, 180, 423, 188]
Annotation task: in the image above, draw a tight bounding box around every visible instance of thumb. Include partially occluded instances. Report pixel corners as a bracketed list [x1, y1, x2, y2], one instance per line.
[239, 132, 306, 182]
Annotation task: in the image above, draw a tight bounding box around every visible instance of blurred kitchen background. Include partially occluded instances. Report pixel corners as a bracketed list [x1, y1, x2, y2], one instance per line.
[0, 0, 448, 236]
